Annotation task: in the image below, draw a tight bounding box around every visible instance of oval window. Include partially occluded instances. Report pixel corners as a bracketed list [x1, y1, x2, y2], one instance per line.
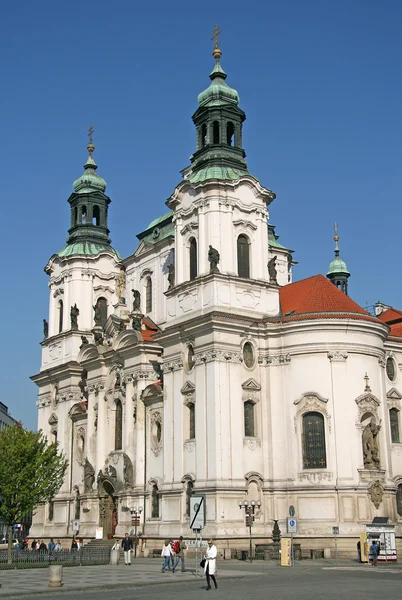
[243, 342, 254, 368]
[186, 345, 195, 372]
[386, 357, 396, 382]
[152, 421, 162, 444]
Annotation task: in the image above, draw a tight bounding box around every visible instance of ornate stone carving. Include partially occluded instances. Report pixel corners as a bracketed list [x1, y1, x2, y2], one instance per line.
[150, 411, 163, 456]
[243, 437, 261, 451]
[362, 418, 381, 469]
[266, 354, 291, 365]
[184, 440, 195, 453]
[378, 356, 386, 368]
[123, 454, 134, 488]
[294, 393, 331, 433]
[368, 480, 384, 509]
[386, 387, 402, 410]
[327, 351, 348, 362]
[181, 381, 196, 404]
[180, 222, 199, 236]
[84, 458, 95, 492]
[298, 471, 333, 483]
[242, 378, 261, 403]
[232, 219, 257, 230]
[355, 392, 380, 425]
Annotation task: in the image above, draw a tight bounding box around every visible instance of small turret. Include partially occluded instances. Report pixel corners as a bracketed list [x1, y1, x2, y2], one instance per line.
[326, 222, 350, 295]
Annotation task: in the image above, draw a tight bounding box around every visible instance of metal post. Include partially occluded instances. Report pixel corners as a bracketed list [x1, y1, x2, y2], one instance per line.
[195, 530, 198, 577]
[335, 533, 338, 566]
[249, 515, 252, 563]
[134, 521, 137, 558]
[291, 532, 294, 567]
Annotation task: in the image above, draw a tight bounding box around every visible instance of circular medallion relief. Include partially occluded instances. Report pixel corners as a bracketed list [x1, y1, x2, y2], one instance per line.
[386, 357, 396, 382]
[243, 342, 255, 368]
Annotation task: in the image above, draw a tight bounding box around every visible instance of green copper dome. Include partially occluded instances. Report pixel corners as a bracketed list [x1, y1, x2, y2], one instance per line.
[197, 59, 240, 107]
[73, 154, 107, 194]
[327, 256, 350, 276]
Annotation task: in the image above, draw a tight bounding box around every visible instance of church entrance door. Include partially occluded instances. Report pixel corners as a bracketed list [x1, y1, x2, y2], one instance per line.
[99, 482, 118, 539]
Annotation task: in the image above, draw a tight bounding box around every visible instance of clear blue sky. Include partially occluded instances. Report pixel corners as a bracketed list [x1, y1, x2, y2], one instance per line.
[1, 0, 401, 430]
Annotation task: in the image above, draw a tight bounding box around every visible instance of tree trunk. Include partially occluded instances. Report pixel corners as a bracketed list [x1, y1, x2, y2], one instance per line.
[7, 524, 13, 565]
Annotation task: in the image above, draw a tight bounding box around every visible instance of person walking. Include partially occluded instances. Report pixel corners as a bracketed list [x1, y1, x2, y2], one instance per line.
[161, 539, 173, 572]
[204, 539, 218, 590]
[172, 536, 187, 572]
[55, 540, 62, 551]
[122, 533, 133, 565]
[370, 540, 379, 566]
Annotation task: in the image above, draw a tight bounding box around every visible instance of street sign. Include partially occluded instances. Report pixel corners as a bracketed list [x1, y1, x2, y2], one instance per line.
[332, 526, 339, 535]
[190, 495, 206, 530]
[287, 517, 297, 533]
[289, 505, 295, 517]
[72, 520, 80, 532]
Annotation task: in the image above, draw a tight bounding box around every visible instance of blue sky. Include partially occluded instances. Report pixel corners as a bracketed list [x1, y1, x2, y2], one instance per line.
[1, 0, 401, 430]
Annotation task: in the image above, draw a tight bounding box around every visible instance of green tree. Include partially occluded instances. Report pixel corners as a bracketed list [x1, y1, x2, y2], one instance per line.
[0, 424, 68, 560]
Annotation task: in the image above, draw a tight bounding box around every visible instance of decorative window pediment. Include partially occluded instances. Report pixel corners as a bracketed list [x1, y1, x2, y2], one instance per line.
[294, 392, 331, 433]
[387, 387, 402, 401]
[355, 392, 380, 425]
[181, 381, 196, 394]
[142, 383, 163, 405]
[242, 378, 261, 392]
[48, 413, 58, 426]
[294, 391, 328, 406]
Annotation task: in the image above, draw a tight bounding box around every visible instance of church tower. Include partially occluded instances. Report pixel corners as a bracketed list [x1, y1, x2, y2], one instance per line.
[326, 222, 350, 295]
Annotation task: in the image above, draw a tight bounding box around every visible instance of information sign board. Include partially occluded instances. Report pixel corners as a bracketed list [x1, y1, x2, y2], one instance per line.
[190, 495, 206, 530]
[287, 517, 297, 533]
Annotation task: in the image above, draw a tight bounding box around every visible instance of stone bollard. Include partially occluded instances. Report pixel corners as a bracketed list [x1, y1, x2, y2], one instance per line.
[143, 548, 149, 558]
[324, 548, 331, 559]
[110, 548, 120, 565]
[49, 565, 63, 588]
[224, 548, 231, 560]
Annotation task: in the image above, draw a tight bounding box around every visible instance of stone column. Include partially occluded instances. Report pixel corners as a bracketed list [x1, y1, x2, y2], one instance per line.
[95, 385, 106, 475]
[197, 204, 206, 276]
[124, 375, 135, 453]
[86, 386, 97, 469]
[135, 379, 147, 493]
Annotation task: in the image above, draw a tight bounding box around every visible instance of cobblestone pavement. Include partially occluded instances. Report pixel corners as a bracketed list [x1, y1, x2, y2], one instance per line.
[0, 559, 401, 599]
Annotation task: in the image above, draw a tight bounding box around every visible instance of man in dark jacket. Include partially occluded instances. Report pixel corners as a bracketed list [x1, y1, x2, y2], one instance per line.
[122, 533, 133, 565]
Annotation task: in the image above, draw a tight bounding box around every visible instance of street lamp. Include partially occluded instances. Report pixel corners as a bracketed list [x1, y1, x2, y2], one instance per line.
[239, 500, 261, 562]
[130, 507, 143, 558]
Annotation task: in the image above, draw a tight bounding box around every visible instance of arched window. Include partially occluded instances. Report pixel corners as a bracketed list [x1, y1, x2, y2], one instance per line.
[92, 205, 100, 226]
[146, 277, 152, 313]
[390, 408, 400, 443]
[74, 206, 78, 225]
[94, 297, 108, 328]
[189, 238, 197, 280]
[81, 205, 87, 224]
[226, 121, 235, 146]
[115, 400, 122, 450]
[151, 484, 160, 518]
[58, 300, 64, 333]
[237, 235, 250, 278]
[201, 123, 207, 147]
[186, 481, 193, 517]
[244, 401, 255, 437]
[397, 484, 402, 517]
[188, 402, 195, 440]
[302, 412, 326, 469]
[213, 121, 220, 144]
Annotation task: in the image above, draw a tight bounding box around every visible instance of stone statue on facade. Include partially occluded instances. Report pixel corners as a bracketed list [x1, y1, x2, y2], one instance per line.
[116, 267, 126, 304]
[93, 300, 102, 327]
[43, 319, 49, 339]
[131, 315, 142, 331]
[132, 289, 141, 312]
[362, 417, 381, 468]
[208, 245, 220, 273]
[268, 256, 278, 284]
[84, 458, 95, 492]
[168, 263, 175, 290]
[108, 464, 117, 479]
[80, 335, 89, 349]
[70, 304, 79, 330]
[123, 454, 134, 488]
[93, 329, 104, 346]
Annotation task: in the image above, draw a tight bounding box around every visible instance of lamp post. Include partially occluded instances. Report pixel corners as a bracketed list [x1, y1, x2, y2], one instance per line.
[239, 500, 261, 562]
[130, 507, 143, 558]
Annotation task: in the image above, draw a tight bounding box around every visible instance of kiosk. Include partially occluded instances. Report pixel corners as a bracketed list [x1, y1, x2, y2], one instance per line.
[365, 518, 397, 562]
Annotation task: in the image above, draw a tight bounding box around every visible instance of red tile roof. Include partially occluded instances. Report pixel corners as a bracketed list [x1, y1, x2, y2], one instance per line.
[378, 308, 402, 324]
[389, 322, 402, 338]
[141, 316, 160, 342]
[278, 274, 371, 319]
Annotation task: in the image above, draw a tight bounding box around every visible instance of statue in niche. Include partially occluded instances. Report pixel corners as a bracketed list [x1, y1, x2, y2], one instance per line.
[96, 469, 103, 486]
[268, 256, 278, 284]
[80, 335, 89, 348]
[362, 417, 381, 468]
[70, 304, 79, 330]
[108, 464, 117, 479]
[208, 245, 220, 273]
[272, 519, 281, 543]
[123, 454, 134, 487]
[78, 371, 88, 401]
[131, 315, 142, 331]
[114, 371, 122, 390]
[93, 300, 102, 327]
[43, 319, 49, 339]
[168, 263, 175, 290]
[132, 289, 141, 312]
[116, 267, 126, 303]
[84, 458, 95, 492]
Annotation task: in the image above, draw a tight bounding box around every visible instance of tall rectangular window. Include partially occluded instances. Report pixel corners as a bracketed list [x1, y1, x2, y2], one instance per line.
[189, 238, 197, 280]
[302, 412, 326, 469]
[244, 401, 255, 437]
[237, 235, 250, 278]
[390, 408, 400, 443]
[146, 277, 152, 313]
[188, 403, 195, 440]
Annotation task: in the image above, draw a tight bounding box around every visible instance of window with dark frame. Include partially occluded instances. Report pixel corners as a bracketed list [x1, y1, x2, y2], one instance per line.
[188, 403, 195, 439]
[151, 484, 159, 518]
[237, 235, 250, 278]
[390, 408, 400, 443]
[189, 238, 197, 280]
[244, 401, 255, 437]
[302, 412, 326, 469]
[387, 357, 396, 382]
[115, 399, 123, 450]
[58, 300, 64, 333]
[146, 277, 152, 313]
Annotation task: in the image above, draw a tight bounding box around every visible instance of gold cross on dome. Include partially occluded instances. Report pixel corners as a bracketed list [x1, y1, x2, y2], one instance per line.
[211, 24, 221, 49]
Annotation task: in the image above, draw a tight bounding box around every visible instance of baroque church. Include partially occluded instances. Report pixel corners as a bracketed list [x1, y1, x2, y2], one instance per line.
[31, 38, 402, 553]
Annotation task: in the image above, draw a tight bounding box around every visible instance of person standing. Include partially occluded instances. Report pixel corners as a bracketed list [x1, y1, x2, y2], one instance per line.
[48, 538, 56, 554]
[172, 536, 187, 572]
[55, 540, 62, 551]
[204, 539, 218, 590]
[357, 540, 361, 563]
[122, 533, 133, 565]
[370, 540, 379, 566]
[161, 539, 173, 572]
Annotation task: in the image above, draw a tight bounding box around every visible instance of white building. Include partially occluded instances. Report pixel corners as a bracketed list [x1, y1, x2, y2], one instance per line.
[31, 42, 402, 554]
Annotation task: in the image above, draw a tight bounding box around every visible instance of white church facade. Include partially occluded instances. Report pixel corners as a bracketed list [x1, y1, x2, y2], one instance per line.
[31, 41, 402, 553]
